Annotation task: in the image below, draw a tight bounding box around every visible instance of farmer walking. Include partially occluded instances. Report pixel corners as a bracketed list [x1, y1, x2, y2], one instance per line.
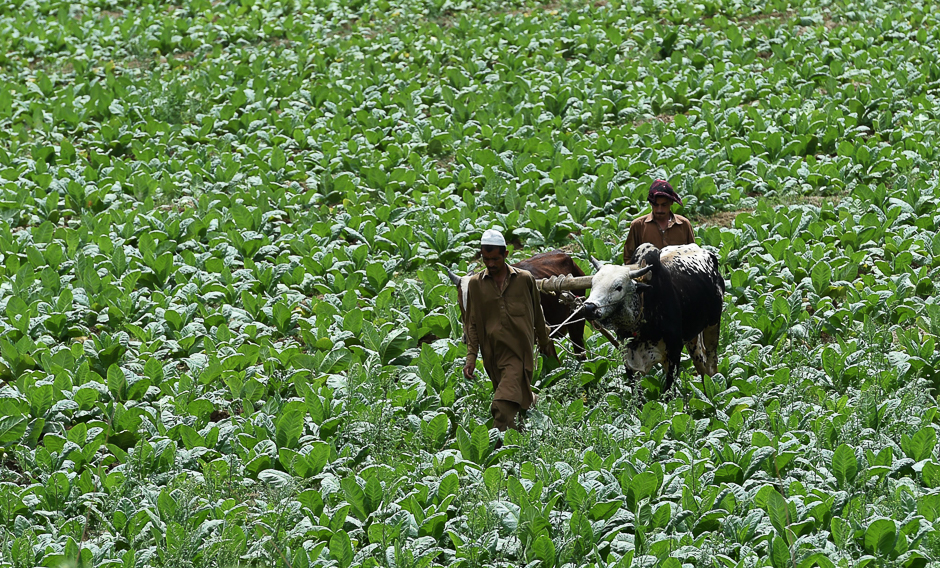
[463, 229, 557, 431]
[623, 180, 695, 263]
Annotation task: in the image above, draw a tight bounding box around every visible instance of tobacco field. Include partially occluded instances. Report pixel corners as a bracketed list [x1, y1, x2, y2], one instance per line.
[1, 0, 940, 566]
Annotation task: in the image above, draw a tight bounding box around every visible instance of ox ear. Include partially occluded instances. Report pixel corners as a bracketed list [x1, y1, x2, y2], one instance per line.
[635, 282, 652, 291]
[589, 256, 605, 272]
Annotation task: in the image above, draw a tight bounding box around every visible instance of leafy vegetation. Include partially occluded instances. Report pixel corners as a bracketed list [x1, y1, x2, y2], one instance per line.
[1, 0, 940, 566]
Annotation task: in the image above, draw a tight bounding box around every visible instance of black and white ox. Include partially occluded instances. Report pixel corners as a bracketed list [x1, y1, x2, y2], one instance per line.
[581, 243, 724, 392]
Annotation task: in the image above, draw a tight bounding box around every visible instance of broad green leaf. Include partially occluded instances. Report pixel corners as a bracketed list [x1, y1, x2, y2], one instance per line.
[343, 309, 363, 335]
[329, 530, 353, 568]
[421, 413, 449, 448]
[306, 442, 330, 476]
[0, 415, 27, 445]
[811, 262, 832, 296]
[902, 427, 936, 461]
[177, 425, 204, 450]
[919, 494, 940, 522]
[438, 472, 459, 501]
[107, 364, 127, 402]
[529, 534, 556, 568]
[27, 384, 53, 418]
[364, 476, 382, 515]
[589, 500, 621, 523]
[765, 489, 789, 537]
[566, 480, 588, 510]
[864, 518, 897, 557]
[470, 423, 490, 465]
[922, 461, 940, 488]
[771, 535, 790, 568]
[627, 471, 659, 512]
[832, 444, 858, 487]
[419, 512, 447, 539]
[342, 477, 368, 521]
[275, 401, 305, 449]
[713, 462, 743, 485]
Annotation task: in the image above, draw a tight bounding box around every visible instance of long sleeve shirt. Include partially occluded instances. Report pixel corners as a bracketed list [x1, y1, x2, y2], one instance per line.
[623, 213, 695, 263]
[465, 265, 551, 409]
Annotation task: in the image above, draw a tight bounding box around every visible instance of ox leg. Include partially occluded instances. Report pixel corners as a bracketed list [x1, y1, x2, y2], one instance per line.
[702, 323, 720, 376]
[568, 323, 586, 359]
[685, 334, 708, 378]
[661, 341, 683, 394]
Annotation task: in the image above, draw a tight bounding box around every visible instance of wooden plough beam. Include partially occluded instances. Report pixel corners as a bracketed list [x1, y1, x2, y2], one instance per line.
[535, 274, 620, 349]
[536, 274, 594, 293]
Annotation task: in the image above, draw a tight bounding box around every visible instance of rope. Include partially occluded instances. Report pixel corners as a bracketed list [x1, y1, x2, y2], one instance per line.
[549, 317, 586, 337]
[547, 305, 587, 338]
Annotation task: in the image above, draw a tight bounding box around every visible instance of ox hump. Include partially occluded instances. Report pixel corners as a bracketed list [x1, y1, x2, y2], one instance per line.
[660, 244, 714, 275]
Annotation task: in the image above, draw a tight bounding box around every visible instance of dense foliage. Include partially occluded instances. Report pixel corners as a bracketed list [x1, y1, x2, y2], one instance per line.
[1, 0, 940, 566]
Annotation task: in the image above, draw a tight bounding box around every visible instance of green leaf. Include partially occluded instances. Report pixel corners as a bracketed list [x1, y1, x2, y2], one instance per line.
[832, 444, 858, 487]
[713, 462, 743, 485]
[107, 364, 127, 402]
[902, 427, 936, 461]
[306, 442, 330, 476]
[420, 512, 447, 539]
[126, 376, 151, 401]
[380, 327, 410, 365]
[438, 472, 459, 500]
[729, 143, 752, 166]
[157, 489, 178, 519]
[275, 401, 305, 450]
[922, 461, 940, 488]
[343, 309, 363, 335]
[0, 415, 27, 445]
[566, 480, 588, 510]
[529, 534, 556, 568]
[342, 477, 368, 521]
[771, 535, 790, 568]
[811, 262, 832, 296]
[919, 494, 940, 522]
[421, 413, 449, 449]
[470, 423, 491, 465]
[801, 553, 836, 568]
[864, 518, 897, 557]
[178, 425, 204, 450]
[27, 384, 53, 418]
[364, 476, 382, 515]
[765, 488, 789, 537]
[329, 530, 353, 568]
[456, 426, 472, 462]
[627, 471, 659, 512]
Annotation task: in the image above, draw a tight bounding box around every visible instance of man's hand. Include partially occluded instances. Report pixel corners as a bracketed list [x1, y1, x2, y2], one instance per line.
[541, 340, 558, 362]
[540, 340, 560, 373]
[463, 356, 476, 380]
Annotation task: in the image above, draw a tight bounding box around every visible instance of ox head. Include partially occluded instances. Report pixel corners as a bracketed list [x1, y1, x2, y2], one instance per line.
[582, 264, 652, 327]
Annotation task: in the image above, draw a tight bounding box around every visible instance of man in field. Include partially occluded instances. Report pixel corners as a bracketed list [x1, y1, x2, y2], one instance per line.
[623, 180, 695, 263]
[463, 229, 557, 431]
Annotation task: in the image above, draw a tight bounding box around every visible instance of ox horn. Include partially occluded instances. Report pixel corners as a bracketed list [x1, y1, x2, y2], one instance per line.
[629, 265, 653, 280]
[442, 265, 461, 285]
[589, 256, 604, 272]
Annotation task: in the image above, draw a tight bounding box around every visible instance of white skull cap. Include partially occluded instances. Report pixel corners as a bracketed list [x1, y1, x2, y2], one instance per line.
[480, 229, 506, 247]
